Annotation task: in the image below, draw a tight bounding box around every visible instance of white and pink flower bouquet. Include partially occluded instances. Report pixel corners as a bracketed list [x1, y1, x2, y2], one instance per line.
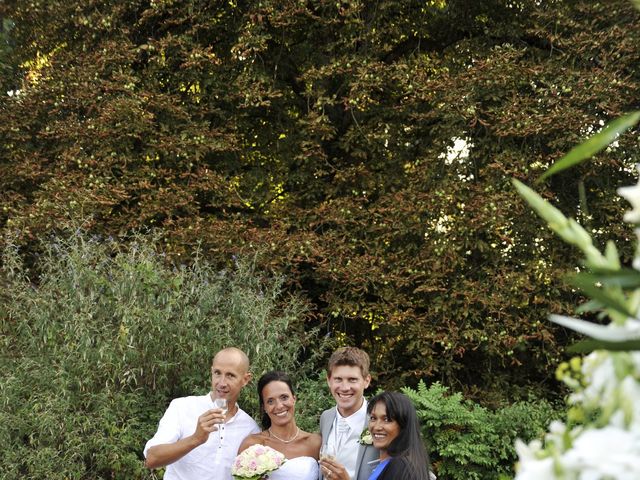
[231, 444, 286, 480]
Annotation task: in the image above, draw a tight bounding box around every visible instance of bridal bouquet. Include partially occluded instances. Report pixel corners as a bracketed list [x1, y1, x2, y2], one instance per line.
[231, 444, 286, 480]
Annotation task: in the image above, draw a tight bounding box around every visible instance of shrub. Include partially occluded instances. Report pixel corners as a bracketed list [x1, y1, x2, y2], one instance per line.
[292, 376, 335, 433]
[0, 230, 325, 479]
[403, 381, 560, 480]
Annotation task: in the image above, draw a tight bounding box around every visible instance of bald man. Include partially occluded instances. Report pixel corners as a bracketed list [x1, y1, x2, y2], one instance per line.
[144, 347, 260, 480]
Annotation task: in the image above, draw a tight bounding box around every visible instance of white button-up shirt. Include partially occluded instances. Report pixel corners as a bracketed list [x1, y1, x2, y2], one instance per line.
[327, 400, 368, 479]
[144, 394, 260, 480]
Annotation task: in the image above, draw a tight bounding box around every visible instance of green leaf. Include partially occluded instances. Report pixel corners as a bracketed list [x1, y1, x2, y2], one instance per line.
[511, 179, 568, 226]
[576, 269, 640, 289]
[538, 112, 640, 182]
[576, 299, 606, 314]
[566, 274, 635, 318]
[567, 338, 640, 353]
[604, 241, 621, 269]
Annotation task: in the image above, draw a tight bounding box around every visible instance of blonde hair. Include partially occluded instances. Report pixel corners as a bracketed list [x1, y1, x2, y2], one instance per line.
[327, 347, 370, 378]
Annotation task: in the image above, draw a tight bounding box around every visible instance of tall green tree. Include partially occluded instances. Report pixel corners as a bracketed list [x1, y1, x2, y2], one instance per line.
[1, 0, 638, 400]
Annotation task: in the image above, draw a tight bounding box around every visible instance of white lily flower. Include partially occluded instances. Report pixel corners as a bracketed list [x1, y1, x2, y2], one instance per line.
[514, 134, 640, 479]
[578, 352, 616, 401]
[513, 456, 555, 480]
[562, 426, 640, 479]
[548, 420, 566, 436]
[514, 440, 556, 480]
[550, 315, 640, 342]
[618, 166, 640, 224]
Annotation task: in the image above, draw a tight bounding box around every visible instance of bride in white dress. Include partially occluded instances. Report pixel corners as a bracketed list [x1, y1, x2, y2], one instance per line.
[237, 371, 320, 480]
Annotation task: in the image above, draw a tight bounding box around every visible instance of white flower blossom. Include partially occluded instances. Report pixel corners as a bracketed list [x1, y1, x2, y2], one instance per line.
[514, 456, 555, 480]
[514, 439, 556, 480]
[562, 426, 640, 479]
[515, 157, 640, 480]
[617, 165, 640, 223]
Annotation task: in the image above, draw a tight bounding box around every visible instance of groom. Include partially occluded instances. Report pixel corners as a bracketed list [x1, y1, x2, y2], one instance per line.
[319, 347, 378, 480]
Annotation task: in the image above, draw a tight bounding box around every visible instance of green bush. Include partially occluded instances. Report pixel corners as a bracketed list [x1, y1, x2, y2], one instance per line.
[0, 227, 564, 479]
[403, 381, 560, 480]
[290, 376, 335, 433]
[0, 230, 326, 479]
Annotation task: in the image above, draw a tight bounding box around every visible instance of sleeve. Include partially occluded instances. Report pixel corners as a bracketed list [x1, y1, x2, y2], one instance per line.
[143, 398, 183, 457]
[250, 419, 261, 434]
[319, 409, 329, 437]
[319, 410, 325, 436]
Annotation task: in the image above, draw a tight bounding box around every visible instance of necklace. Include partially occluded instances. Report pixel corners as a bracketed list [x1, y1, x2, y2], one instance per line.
[268, 426, 300, 444]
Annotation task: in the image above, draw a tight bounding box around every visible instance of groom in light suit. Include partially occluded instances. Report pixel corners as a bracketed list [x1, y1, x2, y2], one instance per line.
[319, 347, 378, 480]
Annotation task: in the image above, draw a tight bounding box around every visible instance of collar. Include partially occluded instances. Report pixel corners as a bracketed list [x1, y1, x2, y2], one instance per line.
[335, 398, 368, 432]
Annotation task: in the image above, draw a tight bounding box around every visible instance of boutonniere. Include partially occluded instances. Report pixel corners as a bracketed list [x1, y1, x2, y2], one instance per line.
[359, 428, 372, 445]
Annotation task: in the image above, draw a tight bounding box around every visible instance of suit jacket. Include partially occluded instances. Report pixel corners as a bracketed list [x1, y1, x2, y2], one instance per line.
[319, 406, 379, 480]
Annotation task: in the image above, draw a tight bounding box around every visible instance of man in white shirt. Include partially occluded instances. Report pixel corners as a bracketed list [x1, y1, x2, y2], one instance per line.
[144, 347, 260, 480]
[318, 347, 378, 480]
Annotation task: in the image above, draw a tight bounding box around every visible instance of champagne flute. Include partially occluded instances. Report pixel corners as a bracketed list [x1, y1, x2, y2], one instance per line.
[213, 398, 228, 415]
[320, 444, 337, 479]
[320, 443, 336, 461]
[212, 398, 228, 442]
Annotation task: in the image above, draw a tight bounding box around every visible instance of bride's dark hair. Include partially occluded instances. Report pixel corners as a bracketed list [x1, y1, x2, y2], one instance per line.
[257, 370, 296, 429]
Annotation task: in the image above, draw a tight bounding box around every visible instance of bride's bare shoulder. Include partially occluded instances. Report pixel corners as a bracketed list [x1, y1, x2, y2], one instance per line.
[300, 431, 322, 453]
[238, 431, 270, 452]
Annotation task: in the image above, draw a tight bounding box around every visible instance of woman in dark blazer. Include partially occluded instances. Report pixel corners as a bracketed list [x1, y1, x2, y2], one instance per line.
[366, 391, 433, 480]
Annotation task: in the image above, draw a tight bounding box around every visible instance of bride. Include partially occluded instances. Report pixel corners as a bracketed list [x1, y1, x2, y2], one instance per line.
[237, 371, 320, 480]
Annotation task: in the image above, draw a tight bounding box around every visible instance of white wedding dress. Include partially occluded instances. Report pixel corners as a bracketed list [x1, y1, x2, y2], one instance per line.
[268, 456, 319, 480]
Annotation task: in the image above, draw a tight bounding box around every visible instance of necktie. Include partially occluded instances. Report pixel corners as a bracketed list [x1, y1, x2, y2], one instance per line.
[337, 417, 350, 449]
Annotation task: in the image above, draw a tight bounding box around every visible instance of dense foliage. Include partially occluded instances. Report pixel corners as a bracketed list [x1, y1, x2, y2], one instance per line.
[514, 156, 640, 479]
[0, 231, 323, 479]
[512, 42, 640, 474]
[0, 232, 558, 479]
[1, 0, 639, 400]
[405, 381, 559, 480]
